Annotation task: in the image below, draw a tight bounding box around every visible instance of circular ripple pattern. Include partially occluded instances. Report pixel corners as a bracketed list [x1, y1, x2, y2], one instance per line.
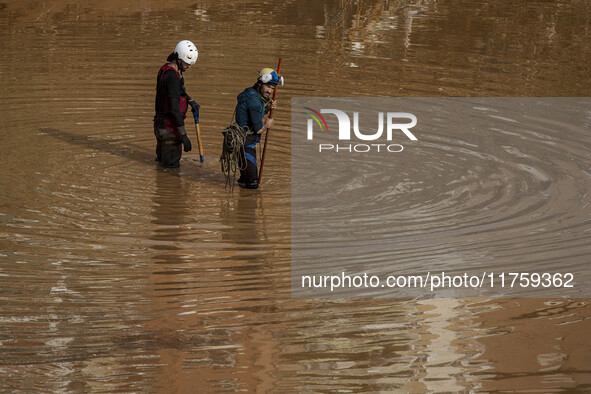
[2, 1, 591, 392]
[293, 98, 591, 297]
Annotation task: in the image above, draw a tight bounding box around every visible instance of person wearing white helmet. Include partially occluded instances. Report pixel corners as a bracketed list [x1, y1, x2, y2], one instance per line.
[153, 40, 200, 168]
[234, 68, 283, 189]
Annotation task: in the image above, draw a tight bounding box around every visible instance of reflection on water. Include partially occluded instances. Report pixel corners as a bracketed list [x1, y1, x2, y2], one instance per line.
[1, 0, 590, 392]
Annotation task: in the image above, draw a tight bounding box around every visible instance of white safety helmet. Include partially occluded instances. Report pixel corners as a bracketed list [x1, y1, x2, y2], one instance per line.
[174, 40, 198, 65]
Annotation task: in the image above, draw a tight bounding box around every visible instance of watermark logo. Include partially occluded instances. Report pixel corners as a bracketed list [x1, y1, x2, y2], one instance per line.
[303, 107, 418, 153]
[303, 107, 329, 136]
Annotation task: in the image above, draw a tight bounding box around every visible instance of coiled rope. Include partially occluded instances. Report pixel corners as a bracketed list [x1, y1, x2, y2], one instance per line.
[219, 122, 250, 189]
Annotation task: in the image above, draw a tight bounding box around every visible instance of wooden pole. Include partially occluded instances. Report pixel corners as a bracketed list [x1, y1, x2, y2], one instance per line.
[258, 58, 282, 185]
[194, 123, 204, 163]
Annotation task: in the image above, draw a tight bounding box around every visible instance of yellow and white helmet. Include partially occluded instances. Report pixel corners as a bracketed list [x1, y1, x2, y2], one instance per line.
[257, 68, 284, 86]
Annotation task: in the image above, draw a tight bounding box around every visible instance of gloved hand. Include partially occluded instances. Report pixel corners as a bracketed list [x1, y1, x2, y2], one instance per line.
[181, 134, 192, 152]
[189, 100, 200, 113]
[190, 101, 200, 124]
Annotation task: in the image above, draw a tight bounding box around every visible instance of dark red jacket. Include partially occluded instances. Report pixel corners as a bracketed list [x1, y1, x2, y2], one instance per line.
[154, 64, 188, 138]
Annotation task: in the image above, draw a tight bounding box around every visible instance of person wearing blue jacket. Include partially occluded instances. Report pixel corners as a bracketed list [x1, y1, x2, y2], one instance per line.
[234, 68, 282, 189]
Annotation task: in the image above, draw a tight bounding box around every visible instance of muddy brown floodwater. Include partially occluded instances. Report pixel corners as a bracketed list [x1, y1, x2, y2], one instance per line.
[1, 0, 590, 392]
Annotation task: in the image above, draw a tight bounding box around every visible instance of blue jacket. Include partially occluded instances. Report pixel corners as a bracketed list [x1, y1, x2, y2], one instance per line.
[235, 87, 265, 143]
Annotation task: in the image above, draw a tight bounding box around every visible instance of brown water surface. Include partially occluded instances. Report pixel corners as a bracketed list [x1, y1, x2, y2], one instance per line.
[1, 0, 590, 392]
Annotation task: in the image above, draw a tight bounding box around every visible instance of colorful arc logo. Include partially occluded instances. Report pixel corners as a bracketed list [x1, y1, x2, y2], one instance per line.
[303, 107, 328, 132]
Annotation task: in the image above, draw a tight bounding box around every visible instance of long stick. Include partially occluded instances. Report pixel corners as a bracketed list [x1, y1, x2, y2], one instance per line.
[186, 93, 204, 163]
[194, 123, 204, 163]
[258, 58, 282, 185]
